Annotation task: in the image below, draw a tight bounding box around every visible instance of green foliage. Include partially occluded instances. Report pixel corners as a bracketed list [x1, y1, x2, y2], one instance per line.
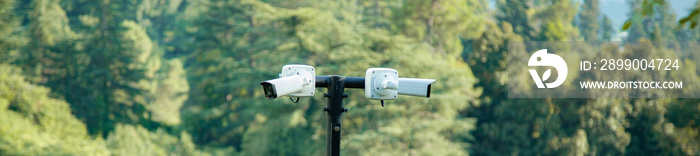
[392, 0, 487, 57]
[0, 62, 201, 155]
[23, 0, 78, 84]
[666, 99, 700, 155]
[0, 0, 27, 64]
[16, 0, 192, 137]
[68, 19, 162, 135]
[535, 0, 580, 41]
[496, 0, 534, 38]
[106, 124, 206, 156]
[624, 0, 678, 41]
[0, 64, 109, 155]
[150, 58, 189, 125]
[623, 0, 700, 30]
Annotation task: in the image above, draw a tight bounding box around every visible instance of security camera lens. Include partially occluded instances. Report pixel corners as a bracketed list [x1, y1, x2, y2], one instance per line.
[261, 82, 277, 99]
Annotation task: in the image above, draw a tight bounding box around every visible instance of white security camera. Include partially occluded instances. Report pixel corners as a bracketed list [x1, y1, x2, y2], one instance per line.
[365, 68, 436, 100]
[397, 78, 435, 97]
[365, 68, 399, 100]
[260, 65, 315, 99]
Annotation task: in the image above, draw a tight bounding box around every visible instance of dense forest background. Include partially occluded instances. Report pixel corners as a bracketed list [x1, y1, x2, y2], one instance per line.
[1, 0, 700, 155]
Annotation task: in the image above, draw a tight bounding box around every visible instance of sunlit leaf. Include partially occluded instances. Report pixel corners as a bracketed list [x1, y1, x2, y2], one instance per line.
[622, 21, 632, 31]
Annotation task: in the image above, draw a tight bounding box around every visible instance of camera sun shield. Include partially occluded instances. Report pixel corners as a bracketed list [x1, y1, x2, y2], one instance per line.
[397, 78, 435, 97]
[365, 68, 399, 100]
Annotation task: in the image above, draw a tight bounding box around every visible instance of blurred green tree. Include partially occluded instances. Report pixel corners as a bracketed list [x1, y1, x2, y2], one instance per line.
[496, 0, 534, 39]
[0, 64, 109, 155]
[535, 0, 580, 41]
[578, 0, 599, 41]
[106, 124, 206, 156]
[0, 0, 26, 64]
[599, 15, 615, 41]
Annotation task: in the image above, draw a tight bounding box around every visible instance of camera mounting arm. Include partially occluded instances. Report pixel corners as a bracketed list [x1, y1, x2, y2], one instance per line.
[315, 76, 365, 88]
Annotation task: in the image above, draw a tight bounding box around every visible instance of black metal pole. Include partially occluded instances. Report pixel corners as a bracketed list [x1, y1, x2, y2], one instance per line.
[323, 76, 347, 156]
[314, 76, 363, 156]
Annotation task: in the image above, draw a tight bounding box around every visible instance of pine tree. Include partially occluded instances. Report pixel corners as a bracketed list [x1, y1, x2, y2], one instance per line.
[578, 0, 599, 41]
[0, 0, 26, 64]
[626, 0, 648, 41]
[392, 0, 487, 57]
[652, 2, 676, 41]
[600, 15, 614, 41]
[22, 0, 176, 135]
[149, 58, 189, 125]
[536, 0, 580, 41]
[497, 0, 534, 38]
[23, 0, 78, 86]
[76, 19, 163, 135]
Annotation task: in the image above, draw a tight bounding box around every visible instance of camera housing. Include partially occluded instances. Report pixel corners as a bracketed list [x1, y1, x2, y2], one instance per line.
[260, 65, 315, 99]
[365, 68, 399, 100]
[397, 78, 435, 97]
